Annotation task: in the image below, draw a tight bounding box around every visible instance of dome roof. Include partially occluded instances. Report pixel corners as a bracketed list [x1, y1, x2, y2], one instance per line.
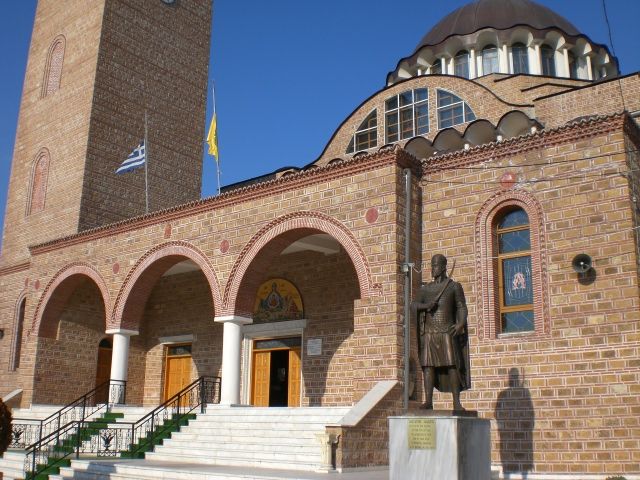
[418, 0, 580, 48]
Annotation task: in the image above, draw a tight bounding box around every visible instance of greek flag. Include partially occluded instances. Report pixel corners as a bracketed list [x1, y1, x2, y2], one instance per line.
[116, 141, 145, 174]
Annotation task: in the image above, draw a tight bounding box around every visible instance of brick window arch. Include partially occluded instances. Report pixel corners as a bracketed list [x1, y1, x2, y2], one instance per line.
[27, 148, 51, 215]
[42, 35, 65, 98]
[475, 190, 549, 339]
[10, 296, 26, 371]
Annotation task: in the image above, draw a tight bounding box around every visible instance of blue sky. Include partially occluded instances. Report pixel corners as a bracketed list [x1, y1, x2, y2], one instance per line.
[1, 0, 639, 247]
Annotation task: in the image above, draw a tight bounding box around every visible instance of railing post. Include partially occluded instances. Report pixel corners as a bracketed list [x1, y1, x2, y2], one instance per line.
[76, 422, 81, 459]
[31, 446, 37, 480]
[200, 376, 205, 414]
[122, 380, 127, 406]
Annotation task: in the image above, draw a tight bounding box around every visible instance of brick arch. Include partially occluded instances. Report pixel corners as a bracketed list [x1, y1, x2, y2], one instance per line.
[32, 263, 110, 339]
[222, 211, 375, 316]
[111, 241, 222, 331]
[42, 34, 65, 98]
[474, 189, 549, 340]
[9, 289, 28, 371]
[27, 148, 51, 215]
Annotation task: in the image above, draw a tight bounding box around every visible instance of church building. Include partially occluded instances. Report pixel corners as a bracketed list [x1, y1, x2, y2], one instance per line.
[1, 0, 639, 478]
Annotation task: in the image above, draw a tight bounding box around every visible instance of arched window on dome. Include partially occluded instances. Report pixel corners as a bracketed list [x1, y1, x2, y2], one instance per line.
[431, 61, 442, 75]
[42, 35, 65, 98]
[346, 110, 377, 154]
[482, 45, 500, 75]
[27, 148, 51, 215]
[511, 43, 529, 74]
[454, 51, 470, 78]
[568, 51, 579, 79]
[384, 88, 429, 143]
[540, 45, 556, 76]
[436, 89, 476, 129]
[496, 208, 534, 333]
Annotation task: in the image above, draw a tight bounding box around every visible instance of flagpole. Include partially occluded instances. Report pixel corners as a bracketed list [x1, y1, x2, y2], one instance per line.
[144, 109, 149, 214]
[212, 82, 221, 195]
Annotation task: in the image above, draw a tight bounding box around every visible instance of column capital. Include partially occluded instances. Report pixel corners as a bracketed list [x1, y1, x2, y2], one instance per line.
[105, 328, 139, 336]
[214, 315, 253, 325]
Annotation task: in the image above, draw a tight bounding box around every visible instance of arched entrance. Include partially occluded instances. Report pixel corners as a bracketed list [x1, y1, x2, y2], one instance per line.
[113, 243, 222, 406]
[234, 229, 361, 407]
[32, 267, 109, 405]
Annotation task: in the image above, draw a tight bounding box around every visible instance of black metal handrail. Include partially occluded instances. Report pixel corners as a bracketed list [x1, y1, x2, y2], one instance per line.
[23, 376, 220, 480]
[11, 379, 126, 449]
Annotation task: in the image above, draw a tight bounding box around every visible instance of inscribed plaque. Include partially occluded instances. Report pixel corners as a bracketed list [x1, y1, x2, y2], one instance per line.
[408, 418, 436, 449]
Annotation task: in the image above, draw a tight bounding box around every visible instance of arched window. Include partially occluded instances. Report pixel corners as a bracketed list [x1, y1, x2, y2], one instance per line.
[540, 45, 556, 76]
[42, 35, 65, 98]
[454, 51, 469, 78]
[496, 208, 534, 333]
[346, 110, 377, 154]
[431, 61, 442, 75]
[482, 45, 500, 74]
[436, 89, 476, 129]
[10, 298, 26, 371]
[511, 43, 529, 74]
[568, 51, 579, 79]
[27, 148, 51, 215]
[384, 88, 428, 143]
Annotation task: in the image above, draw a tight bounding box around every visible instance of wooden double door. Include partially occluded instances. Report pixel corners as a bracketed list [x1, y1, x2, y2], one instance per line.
[251, 337, 301, 407]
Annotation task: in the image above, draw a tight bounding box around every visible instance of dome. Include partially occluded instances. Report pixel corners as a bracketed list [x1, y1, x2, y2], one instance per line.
[417, 0, 580, 48]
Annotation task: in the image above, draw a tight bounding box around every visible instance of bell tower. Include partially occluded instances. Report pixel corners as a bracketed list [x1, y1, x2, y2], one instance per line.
[1, 0, 212, 264]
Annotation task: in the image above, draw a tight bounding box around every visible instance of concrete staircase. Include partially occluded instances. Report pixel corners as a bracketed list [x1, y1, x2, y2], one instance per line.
[0, 405, 153, 480]
[0, 405, 65, 480]
[50, 406, 351, 479]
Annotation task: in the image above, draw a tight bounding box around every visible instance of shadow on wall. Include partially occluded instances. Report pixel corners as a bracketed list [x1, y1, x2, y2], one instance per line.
[495, 367, 535, 479]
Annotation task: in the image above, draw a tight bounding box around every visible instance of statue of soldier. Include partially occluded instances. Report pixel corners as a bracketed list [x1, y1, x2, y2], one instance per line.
[411, 254, 470, 411]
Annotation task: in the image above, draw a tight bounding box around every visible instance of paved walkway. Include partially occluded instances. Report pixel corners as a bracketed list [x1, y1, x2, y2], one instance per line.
[68, 459, 390, 480]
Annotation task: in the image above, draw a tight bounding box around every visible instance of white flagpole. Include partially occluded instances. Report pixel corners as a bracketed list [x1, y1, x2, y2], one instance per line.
[212, 82, 221, 195]
[144, 109, 149, 214]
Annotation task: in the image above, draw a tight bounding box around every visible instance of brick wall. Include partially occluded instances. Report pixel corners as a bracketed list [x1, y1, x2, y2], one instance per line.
[419, 122, 640, 476]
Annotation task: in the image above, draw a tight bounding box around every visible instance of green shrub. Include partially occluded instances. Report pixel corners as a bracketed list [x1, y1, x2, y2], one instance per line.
[0, 398, 11, 456]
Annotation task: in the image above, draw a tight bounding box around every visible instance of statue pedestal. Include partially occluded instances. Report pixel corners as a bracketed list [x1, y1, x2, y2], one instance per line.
[388, 413, 490, 480]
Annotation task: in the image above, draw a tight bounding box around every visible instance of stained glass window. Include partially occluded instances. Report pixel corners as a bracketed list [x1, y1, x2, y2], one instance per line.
[497, 208, 534, 333]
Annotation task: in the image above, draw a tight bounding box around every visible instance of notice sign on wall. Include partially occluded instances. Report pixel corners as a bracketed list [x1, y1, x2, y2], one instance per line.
[306, 338, 322, 356]
[408, 419, 436, 449]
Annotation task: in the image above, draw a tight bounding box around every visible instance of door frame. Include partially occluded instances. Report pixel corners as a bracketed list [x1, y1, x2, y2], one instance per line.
[162, 342, 193, 402]
[241, 319, 306, 405]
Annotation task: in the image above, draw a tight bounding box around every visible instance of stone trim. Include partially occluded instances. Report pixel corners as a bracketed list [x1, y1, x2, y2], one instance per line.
[474, 189, 549, 340]
[111, 241, 223, 331]
[0, 261, 30, 277]
[28, 147, 418, 255]
[31, 262, 111, 338]
[221, 211, 377, 316]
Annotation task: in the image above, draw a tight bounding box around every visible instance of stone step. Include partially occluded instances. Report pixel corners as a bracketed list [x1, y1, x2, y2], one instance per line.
[145, 452, 319, 472]
[49, 459, 391, 480]
[166, 431, 320, 444]
[0, 450, 26, 480]
[154, 441, 322, 457]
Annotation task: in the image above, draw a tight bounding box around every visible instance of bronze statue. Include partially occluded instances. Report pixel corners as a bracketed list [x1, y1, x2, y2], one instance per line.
[411, 254, 470, 411]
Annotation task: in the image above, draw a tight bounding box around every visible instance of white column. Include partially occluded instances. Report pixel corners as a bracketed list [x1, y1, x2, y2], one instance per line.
[500, 44, 509, 73]
[441, 57, 448, 75]
[106, 328, 138, 404]
[215, 315, 253, 405]
[533, 44, 542, 75]
[562, 48, 570, 78]
[469, 48, 477, 79]
[586, 55, 593, 80]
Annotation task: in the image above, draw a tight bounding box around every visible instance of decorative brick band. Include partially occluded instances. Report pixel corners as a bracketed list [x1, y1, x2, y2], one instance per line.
[31, 262, 111, 339]
[111, 241, 222, 331]
[0, 261, 30, 277]
[474, 189, 550, 340]
[221, 211, 374, 316]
